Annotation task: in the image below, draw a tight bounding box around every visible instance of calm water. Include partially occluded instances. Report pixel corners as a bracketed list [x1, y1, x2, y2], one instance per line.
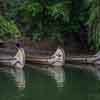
[0, 65, 100, 100]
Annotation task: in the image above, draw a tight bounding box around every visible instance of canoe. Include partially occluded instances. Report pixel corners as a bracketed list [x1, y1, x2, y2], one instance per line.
[27, 47, 65, 67]
[66, 51, 100, 65]
[0, 45, 25, 69]
[0, 45, 65, 67]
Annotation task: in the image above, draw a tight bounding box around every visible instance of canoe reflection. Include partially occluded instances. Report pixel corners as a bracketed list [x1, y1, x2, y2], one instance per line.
[9, 68, 26, 90]
[47, 67, 65, 89]
[29, 65, 65, 89]
[0, 67, 26, 91]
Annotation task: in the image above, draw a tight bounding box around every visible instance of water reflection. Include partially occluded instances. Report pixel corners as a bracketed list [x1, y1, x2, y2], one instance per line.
[29, 65, 65, 89]
[9, 68, 26, 90]
[0, 65, 100, 100]
[66, 64, 100, 80]
[46, 67, 65, 88]
[0, 67, 26, 91]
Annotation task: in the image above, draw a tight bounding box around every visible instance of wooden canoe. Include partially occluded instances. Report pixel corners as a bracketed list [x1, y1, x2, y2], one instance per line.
[0, 46, 25, 69]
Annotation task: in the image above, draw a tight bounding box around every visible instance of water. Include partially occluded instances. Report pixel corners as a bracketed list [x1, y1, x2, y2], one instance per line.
[0, 65, 100, 100]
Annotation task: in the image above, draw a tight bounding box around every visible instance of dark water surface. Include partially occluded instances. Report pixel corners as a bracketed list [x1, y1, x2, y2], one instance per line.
[0, 65, 100, 100]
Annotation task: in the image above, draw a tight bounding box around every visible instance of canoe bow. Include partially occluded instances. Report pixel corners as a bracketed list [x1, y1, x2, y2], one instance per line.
[0, 47, 25, 69]
[27, 47, 65, 67]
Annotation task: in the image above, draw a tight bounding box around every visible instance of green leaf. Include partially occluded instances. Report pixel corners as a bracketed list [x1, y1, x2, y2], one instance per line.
[0, 16, 22, 40]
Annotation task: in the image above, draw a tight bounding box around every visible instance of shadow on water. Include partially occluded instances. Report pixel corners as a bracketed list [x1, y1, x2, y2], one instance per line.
[0, 64, 100, 100]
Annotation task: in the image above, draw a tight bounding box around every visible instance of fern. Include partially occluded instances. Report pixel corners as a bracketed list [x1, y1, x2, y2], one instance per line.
[0, 16, 22, 40]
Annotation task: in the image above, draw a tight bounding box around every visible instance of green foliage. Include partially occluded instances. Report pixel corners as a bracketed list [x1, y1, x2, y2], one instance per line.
[47, 1, 72, 21]
[0, 0, 24, 19]
[32, 32, 41, 41]
[0, 0, 100, 50]
[15, 0, 72, 43]
[19, 2, 43, 16]
[87, 0, 100, 50]
[0, 16, 22, 40]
